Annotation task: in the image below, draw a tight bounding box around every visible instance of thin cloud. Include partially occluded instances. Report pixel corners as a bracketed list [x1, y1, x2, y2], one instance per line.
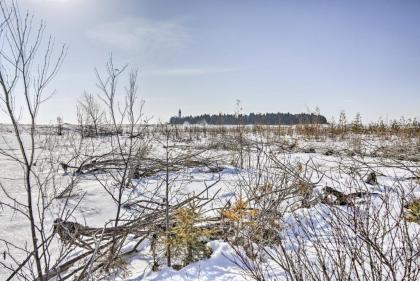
[26, 0, 75, 3]
[144, 66, 243, 77]
[86, 17, 189, 55]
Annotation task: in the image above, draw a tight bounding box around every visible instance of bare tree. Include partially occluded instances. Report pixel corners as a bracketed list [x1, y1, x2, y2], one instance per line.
[0, 1, 67, 279]
[90, 56, 149, 274]
[77, 92, 104, 137]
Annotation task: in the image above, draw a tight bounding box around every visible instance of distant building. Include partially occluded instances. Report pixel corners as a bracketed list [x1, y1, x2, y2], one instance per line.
[178, 109, 182, 118]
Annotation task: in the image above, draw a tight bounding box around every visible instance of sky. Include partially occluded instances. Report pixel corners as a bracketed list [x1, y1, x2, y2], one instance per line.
[2, 0, 420, 124]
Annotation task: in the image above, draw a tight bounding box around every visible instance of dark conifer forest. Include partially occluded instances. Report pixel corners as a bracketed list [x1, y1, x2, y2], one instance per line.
[169, 112, 328, 125]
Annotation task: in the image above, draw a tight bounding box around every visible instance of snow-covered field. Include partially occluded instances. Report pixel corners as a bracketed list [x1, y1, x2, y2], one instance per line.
[0, 125, 419, 280]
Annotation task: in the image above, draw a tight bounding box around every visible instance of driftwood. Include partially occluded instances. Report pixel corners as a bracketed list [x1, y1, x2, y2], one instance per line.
[60, 151, 223, 179]
[44, 178, 223, 280]
[321, 186, 373, 206]
[49, 212, 230, 280]
[365, 172, 378, 185]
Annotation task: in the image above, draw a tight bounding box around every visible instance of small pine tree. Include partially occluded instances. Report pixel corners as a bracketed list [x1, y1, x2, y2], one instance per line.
[405, 199, 420, 224]
[352, 113, 363, 133]
[169, 203, 213, 268]
[222, 198, 258, 244]
[339, 110, 347, 132]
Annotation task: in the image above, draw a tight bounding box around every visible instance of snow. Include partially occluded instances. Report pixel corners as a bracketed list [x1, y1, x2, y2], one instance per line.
[0, 125, 419, 280]
[126, 241, 246, 281]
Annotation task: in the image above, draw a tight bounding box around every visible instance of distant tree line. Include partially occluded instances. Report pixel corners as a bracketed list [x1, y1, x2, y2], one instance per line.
[169, 112, 328, 125]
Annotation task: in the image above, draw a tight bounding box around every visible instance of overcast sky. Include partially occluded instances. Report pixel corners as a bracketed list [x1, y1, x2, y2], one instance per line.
[5, 0, 420, 124]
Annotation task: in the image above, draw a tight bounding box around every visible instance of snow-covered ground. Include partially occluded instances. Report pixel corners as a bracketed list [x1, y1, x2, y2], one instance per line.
[0, 125, 419, 280]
